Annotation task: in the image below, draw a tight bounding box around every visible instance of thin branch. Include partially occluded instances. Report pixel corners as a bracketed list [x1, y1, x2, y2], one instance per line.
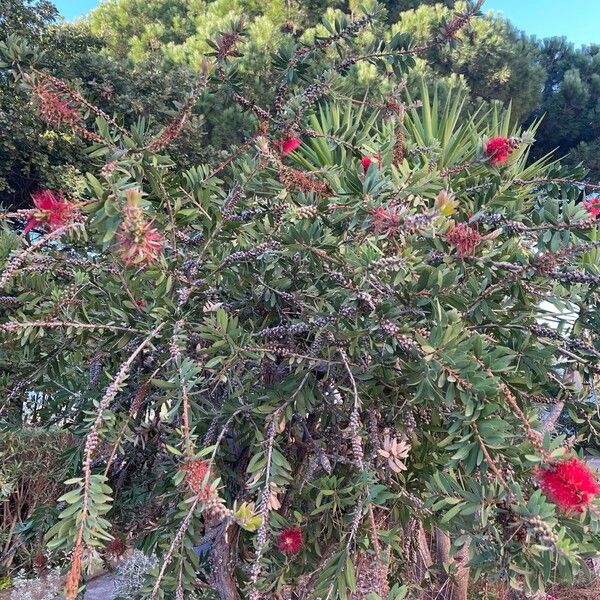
[65, 323, 165, 600]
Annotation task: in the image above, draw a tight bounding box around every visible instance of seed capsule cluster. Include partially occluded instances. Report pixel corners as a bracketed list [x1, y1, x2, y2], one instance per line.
[221, 184, 243, 220]
[530, 324, 600, 357]
[533, 252, 559, 274]
[295, 205, 319, 219]
[403, 408, 417, 434]
[298, 13, 373, 57]
[472, 212, 504, 226]
[552, 270, 600, 285]
[426, 250, 445, 264]
[504, 220, 528, 234]
[88, 356, 102, 386]
[222, 241, 281, 266]
[274, 83, 288, 114]
[566, 336, 600, 358]
[175, 230, 204, 245]
[204, 496, 233, 521]
[312, 307, 357, 328]
[260, 342, 294, 357]
[177, 287, 191, 307]
[404, 211, 436, 231]
[529, 516, 558, 547]
[529, 324, 562, 341]
[349, 408, 364, 466]
[256, 323, 310, 339]
[297, 82, 328, 110]
[398, 335, 419, 354]
[495, 500, 526, 543]
[357, 290, 377, 310]
[371, 256, 405, 271]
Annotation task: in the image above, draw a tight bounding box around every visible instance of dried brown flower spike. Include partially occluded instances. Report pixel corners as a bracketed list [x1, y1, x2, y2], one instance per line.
[378, 431, 410, 473]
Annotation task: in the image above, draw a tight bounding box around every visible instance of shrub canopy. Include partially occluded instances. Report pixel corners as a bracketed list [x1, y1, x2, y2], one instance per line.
[1, 4, 600, 600]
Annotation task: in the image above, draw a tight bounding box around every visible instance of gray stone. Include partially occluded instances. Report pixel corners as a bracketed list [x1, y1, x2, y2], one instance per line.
[82, 575, 117, 600]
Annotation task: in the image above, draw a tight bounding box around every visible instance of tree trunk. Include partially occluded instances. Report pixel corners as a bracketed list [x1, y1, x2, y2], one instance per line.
[448, 537, 471, 600]
[413, 522, 434, 600]
[350, 552, 390, 600]
[209, 520, 241, 600]
[433, 529, 471, 600]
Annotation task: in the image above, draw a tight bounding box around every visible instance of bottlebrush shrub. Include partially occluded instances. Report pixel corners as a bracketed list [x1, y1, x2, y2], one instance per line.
[2, 4, 600, 600]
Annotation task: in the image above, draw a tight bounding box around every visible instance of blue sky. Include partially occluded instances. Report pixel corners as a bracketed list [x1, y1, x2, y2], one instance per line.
[488, 0, 599, 46]
[55, 0, 599, 47]
[55, 0, 98, 20]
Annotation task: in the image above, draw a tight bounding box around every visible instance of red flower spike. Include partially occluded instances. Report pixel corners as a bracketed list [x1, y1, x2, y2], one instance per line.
[32, 81, 83, 130]
[446, 222, 482, 257]
[105, 538, 127, 557]
[361, 155, 382, 173]
[537, 457, 600, 512]
[180, 459, 213, 499]
[117, 190, 164, 266]
[277, 136, 301, 154]
[369, 205, 401, 236]
[24, 190, 75, 234]
[485, 136, 514, 166]
[583, 197, 600, 219]
[277, 526, 303, 554]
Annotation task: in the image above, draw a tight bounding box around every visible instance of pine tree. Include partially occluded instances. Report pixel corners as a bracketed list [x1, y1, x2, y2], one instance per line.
[528, 38, 600, 180]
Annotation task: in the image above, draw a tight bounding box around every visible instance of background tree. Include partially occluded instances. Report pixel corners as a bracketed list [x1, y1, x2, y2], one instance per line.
[0, 0, 57, 39]
[528, 38, 600, 173]
[0, 1, 85, 206]
[4, 0, 600, 214]
[395, 4, 546, 123]
[0, 1, 208, 208]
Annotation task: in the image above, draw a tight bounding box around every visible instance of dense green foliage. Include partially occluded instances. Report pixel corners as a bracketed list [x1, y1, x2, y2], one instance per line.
[1, 0, 600, 213]
[2, 4, 600, 600]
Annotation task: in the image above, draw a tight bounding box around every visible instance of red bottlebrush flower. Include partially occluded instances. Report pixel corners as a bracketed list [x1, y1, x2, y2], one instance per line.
[117, 190, 164, 266]
[361, 155, 382, 173]
[446, 222, 482, 257]
[105, 537, 127, 557]
[277, 526, 303, 554]
[32, 81, 83, 130]
[148, 108, 191, 152]
[369, 205, 401, 236]
[180, 459, 213, 499]
[583, 197, 600, 219]
[280, 166, 331, 195]
[537, 457, 600, 512]
[32, 552, 48, 573]
[24, 190, 75, 234]
[277, 136, 301, 154]
[485, 136, 515, 166]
